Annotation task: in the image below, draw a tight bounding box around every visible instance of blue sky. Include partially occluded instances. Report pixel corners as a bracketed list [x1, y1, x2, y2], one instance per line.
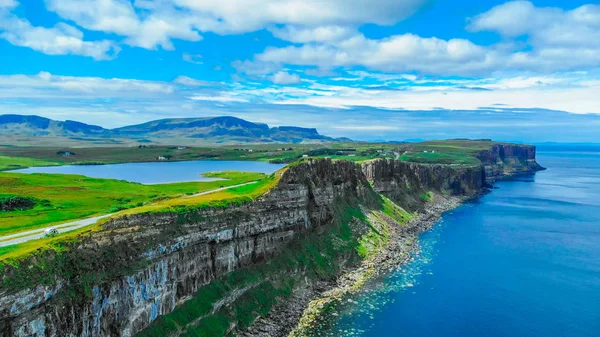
[0, 0, 599, 142]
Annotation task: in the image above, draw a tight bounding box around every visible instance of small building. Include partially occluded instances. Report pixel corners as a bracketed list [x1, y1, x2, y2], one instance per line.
[248, 149, 253, 153]
[157, 156, 167, 160]
[177, 146, 186, 150]
[57, 151, 75, 157]
[302, 154, 309, 158]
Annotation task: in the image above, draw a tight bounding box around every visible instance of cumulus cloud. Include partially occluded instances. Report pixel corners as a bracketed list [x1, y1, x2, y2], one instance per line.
[173, 0, 430, 32]
[467, 1, 600, 72]
[250, 33, 499, 76]
[0, 2, 119, 59]
[45, 0, 202, 50]
[270, 71, 301, 84]
[40, 0, 429, 51]
[236, 2, 600, 77]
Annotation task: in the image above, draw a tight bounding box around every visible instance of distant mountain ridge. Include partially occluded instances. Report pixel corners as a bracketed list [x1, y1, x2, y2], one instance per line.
[0, 114, 338, 145]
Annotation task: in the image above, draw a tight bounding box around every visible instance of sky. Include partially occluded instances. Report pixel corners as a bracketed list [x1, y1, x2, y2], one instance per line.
[0, 0, 599, 142]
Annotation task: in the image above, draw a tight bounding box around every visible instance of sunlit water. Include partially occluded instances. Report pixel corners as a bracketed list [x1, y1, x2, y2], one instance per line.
[10, 160, 285, 184]
[324, 150, 600, 337]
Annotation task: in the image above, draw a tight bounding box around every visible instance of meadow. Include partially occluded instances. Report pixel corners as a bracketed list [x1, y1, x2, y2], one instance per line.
[0, 171, 265, 236]
[0, 139, 493, 168]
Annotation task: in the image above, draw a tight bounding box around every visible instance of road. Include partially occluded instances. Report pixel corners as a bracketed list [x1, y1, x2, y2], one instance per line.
[185, 181, 257, 198]
[393, 151, 401, 160]
[0, 181, 258, 248]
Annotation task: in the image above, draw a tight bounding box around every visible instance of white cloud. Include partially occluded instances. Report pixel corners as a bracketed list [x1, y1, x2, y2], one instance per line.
[173, 75, 218, 87]
[173, 0, 430, 32]
[45, 0, 203, 50]
[0, 0, 17, 9]
[270, 80, 600, 115]
[270, 71, 301, 84]
[269, 25, 356, 43]
[0, 72, 173, 97]
[0, 3, 119, 59]
[467, 2, 600, 72]
[40, 0, 429, 50]
[237, 2, 600, 77]
[467, 1, 542, 36]
[253, 33, 499, 76]
[182, 53, 203, 64]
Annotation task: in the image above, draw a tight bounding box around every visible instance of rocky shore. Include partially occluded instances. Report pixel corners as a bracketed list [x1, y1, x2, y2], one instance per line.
[239, 193, 471, 337]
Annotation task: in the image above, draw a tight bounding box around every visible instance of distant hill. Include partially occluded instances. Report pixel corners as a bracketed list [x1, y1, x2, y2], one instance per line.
[0, 114, 338, 145]
[0, 114, 106, 137]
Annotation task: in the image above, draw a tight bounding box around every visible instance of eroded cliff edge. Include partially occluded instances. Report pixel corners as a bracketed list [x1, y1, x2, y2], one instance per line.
[0, 144, 543, 337]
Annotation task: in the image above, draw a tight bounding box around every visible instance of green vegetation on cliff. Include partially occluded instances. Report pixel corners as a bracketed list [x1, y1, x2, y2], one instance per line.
[136, 188, 415, 337]
[136, 200, 374, 337]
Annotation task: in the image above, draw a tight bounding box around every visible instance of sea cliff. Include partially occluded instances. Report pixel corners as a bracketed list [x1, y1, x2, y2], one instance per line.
[0, 144, 543, 337]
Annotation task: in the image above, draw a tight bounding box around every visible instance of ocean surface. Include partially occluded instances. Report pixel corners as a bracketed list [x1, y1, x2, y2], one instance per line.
[10, 160, 285, 184]
[324, 149, 600, 337]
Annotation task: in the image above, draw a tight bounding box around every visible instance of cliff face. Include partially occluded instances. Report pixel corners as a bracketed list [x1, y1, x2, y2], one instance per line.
[0, 144, 543, 336]
[362, 159, 485, 211]
[0, 160, 375, 337]
[476, 144, 544, 182]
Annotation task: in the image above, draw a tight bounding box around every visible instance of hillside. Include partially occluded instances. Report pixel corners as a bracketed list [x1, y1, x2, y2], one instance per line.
[0, 115, 335, 146]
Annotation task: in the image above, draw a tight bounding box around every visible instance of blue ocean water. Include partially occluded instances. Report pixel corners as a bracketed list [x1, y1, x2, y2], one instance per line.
[326, 150, 600, 337]
[10, 160, 285, 184]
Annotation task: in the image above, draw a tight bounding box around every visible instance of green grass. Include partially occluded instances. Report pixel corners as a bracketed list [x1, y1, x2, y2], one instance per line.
[0, 155, 61, 171]
[1, 139, 504, 170]
[420, 191, 434, 201]
[0, 170, 265, 236]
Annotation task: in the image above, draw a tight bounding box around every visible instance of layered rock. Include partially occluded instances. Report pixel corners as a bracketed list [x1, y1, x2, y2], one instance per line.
[362, 159, 485, 211]
[0, 159, 374, 337]
[476, 144, 544, 182]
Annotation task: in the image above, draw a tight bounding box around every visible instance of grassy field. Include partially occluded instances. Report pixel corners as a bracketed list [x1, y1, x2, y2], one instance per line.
[0, 155, 61, 171]
[0, 139, 496, 169]
[117, 168, 285, 215]
[0, 169, 283, 260]
[0, 171, 265, 236]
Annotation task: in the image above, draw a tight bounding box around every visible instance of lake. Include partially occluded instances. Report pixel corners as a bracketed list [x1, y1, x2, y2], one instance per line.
[11, 160, 285, 184]
[323, 149, 600, 337]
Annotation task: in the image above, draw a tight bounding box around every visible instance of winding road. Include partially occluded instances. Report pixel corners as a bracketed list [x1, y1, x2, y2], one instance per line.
[0, 181, 258, 248]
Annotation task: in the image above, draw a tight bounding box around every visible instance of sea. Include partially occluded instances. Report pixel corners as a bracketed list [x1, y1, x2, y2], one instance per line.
[323, 147, 600, 337]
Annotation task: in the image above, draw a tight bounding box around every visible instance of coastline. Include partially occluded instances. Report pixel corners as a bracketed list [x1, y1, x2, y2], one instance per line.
[239, 191, 480, 337]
